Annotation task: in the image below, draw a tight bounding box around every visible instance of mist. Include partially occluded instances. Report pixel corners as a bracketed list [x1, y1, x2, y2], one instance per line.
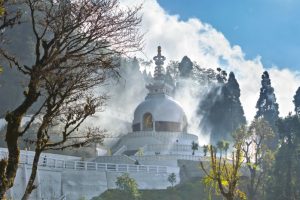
[174, 78, 210, 145]
[0, 53, 232, 149]
[86, 57, 215, 148]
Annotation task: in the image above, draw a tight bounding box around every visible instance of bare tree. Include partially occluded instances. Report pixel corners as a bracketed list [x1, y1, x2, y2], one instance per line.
[0, 0, 22, 73]
[240, 118, 274, 200]
[0, 0, 142, 198]
[21, 79, 107, 200]
[0, 0, 21, 32]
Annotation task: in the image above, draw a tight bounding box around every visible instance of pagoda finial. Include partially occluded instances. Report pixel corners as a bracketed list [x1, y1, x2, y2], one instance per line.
[157, 46, 162, 55]
[153, 46, 166, 79]
[146, 46, 173, 96]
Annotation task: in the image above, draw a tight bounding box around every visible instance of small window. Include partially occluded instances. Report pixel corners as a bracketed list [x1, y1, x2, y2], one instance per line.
[143, 113, 153, 131]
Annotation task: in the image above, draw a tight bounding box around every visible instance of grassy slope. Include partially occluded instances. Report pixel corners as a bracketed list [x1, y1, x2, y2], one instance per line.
[93, 178, 222, 200]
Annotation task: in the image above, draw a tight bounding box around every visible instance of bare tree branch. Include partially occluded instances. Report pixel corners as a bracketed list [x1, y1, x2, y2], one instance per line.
[0, 0, 143, 199]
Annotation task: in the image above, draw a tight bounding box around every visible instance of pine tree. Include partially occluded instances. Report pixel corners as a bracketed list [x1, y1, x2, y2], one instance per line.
[225, 72, 246, 132]
[178, 56, 193, 78]
[266, 115, 300, 200]
[216, 68, 227, 83]
[293, 87, 300, 116]
[255, 71, 279, 128]
[198, 71, 246, 144]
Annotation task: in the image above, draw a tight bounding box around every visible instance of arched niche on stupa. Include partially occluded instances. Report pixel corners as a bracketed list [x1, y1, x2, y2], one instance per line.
[143, 112, 153, 131]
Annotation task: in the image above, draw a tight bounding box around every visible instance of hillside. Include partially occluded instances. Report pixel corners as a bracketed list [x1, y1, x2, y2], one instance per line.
[93, 178, 222, 200]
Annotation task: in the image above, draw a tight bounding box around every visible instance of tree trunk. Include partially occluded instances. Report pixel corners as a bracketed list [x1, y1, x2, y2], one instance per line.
[285, 143, 293, 200]
[225, 193, 234, 200]
[0, 77, 39, 198]
[22, 113, 49, 200]
[21, 149, 42, 200]
[0, 190, 6, 199]
[0, 113, 22, 199]
[248, 169, 256, 200]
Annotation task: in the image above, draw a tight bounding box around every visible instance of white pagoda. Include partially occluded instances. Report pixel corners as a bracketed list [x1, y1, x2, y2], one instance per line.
[112, 46, 198, 156]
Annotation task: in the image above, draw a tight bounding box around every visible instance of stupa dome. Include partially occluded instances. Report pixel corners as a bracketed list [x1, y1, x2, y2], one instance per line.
[132, 93, 187, 132]
[131, 46, 188, 133]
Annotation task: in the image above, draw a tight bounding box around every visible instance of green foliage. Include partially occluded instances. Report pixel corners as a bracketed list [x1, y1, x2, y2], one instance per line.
[217, 141, 225, 152]
[137, 148, 144, 156]
[115, 173, 141, 200]
[178, 56, 193, 78]
[255, 71, 279, 130]
[216, 140, 231, 158]
[277, 113, 300, 141]
[96, 179, 222, 200]
[294, 87, 300, 116]
[201, 128, 247, 200]
[168, 173, 177, 187]
[223, 141, 230, 158]
[165, 57, 218, 85]
[235, 119, 275, 200]
[0, 0, 4, 16]
[198, 71, 246, 144]
[191, 141, 199, 155]
[216, 67, 228, 83]
[266, 114, 300, 200]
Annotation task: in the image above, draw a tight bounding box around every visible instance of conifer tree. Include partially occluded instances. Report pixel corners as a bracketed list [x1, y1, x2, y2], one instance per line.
[225, 72, 246, 132]
[266, 115, 300, 200]
[216, 68, 227, 83]
[198, 71, 246, 144]
[178, 56, 193, 78]
[293, 87, 300, 116]
[255, 71, 279, 128]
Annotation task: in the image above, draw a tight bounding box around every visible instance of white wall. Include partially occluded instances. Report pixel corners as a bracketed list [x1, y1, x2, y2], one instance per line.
[5, 157, 180, 200]
[62, 170, 108, 200]
[8, 165, 63, 200]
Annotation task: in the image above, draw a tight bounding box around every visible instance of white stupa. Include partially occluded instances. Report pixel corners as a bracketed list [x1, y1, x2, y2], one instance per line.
[112, 46, 198, 156]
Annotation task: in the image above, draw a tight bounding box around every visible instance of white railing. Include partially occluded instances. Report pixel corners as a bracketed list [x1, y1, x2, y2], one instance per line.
[0, 150, 168, 174]
[94, 155, 135, 163]
[132, 154, 209, 162]
[145, 144, 196, 152]
[128, 131, 198, 141]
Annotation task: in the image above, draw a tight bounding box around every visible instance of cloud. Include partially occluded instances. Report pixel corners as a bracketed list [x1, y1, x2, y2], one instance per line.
[122, 0, 300, 121]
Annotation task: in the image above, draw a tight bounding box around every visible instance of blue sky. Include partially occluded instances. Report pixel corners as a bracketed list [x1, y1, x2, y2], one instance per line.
[158, 0, 300, 71]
